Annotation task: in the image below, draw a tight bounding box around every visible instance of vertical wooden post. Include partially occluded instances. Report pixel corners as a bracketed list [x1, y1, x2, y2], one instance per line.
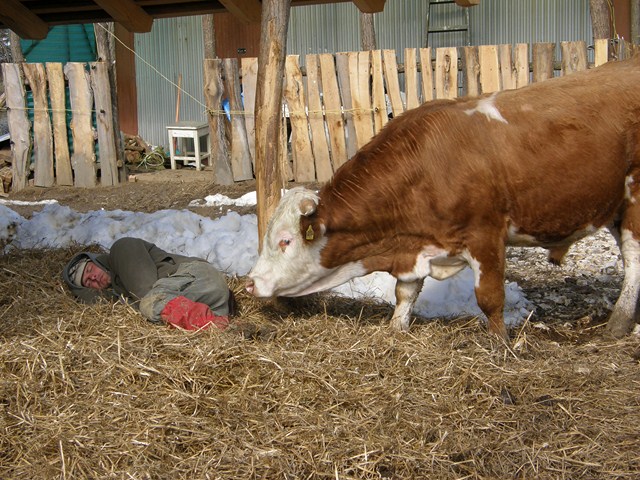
[319, 53, 348, 170]
[2, 63, 30, 191]
[419, 48, 434, 102]
[462, 46, 480, 97]
[22, 63, 54, 187]
[46, 62, 73, 186]
[241, 57, 259, 171]
[359, 12, 377, 51]
[90, 62, 119, 186]
[404, 48, 419, 110]
[65, 63, 96, 188]
[255, 0, 292, 249]
[560, 41, 588, 75]
[435, 47, 458, 99]
[305, 54, 333, 182]
[204, 58, 233, 185]
[223, 58, 253, 180]
[371, 50, 388, 133]
[514, 43, 529, 88]
[284, 55, 315, 181]
[95, 23, 127, 182]
[532, 42, 555, 83]
[202, 15, 216, 59]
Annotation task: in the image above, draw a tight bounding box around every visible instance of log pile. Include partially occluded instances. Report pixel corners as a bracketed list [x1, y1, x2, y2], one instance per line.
[124, 134, 151, 165]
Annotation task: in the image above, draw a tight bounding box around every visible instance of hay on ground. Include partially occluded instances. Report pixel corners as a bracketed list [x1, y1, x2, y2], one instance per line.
[1, 246, 639, 479]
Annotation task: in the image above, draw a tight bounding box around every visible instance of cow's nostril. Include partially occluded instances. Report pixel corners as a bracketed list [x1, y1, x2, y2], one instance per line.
[245, 278, 255, 294]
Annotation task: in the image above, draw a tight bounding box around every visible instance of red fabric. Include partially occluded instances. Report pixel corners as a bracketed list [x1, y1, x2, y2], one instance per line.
[160, 296, 229, 331]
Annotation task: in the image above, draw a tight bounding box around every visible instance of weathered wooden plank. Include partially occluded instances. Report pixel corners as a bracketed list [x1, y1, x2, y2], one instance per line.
[435, 47, 458, 99]
[382, 49, 404, 117]
[240, 57, 258, 168]
[404, 48, 419, 110]
[203, 58, 233, 185]
[280, 93, 293, 181]
[89, 62, 118, 186]
[478, 45, 501, 93]
[319, 53, 348, 170]
[45, 62, 73, 186]
[462, 46, 480, 97]
[532, 42, 555, 83]
[305, 54, 333, 182]
[64, 62, 96, 188]
[561, 40, 588, 75]
[514, 43, 529, 88]
[22, 62, 54, 187]
[498, 44, 516, 90]
[371, 49, 388, 134]
[223, 58, 253, 180]
[284, 55, 315, 182]
[2, 63, 30, 191]
[335, 52, 357, 159]
[593, 38, 609, 67]
[419, 47, 434, 102]
[349, 51, 374, 150]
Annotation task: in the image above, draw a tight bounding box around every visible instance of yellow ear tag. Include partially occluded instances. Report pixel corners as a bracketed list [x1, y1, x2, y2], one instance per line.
[305, 225, 315, 241]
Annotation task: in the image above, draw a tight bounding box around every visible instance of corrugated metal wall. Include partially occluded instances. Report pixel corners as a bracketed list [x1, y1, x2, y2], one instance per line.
[135, 16, 207, 148]
[288, 0, 592, 64]
[135, 0, 592, 148]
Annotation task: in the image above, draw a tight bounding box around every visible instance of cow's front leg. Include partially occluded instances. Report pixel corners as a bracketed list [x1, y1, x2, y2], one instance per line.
[390, 278, 424, 331]
[465, 241, 509, 341]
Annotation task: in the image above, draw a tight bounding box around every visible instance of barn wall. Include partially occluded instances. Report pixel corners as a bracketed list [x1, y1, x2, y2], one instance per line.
[135, 16, 207, 150]
[288, 0, 593, 65]
[135, 0, 594, 148]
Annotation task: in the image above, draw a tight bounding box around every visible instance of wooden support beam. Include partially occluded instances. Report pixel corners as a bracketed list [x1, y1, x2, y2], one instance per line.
[0, 0, 49, 40]
[352, 0, 386, 13]
[218, 0, 262, 23]
[254, 0, 292, 249]
[94, 0, 153, 33]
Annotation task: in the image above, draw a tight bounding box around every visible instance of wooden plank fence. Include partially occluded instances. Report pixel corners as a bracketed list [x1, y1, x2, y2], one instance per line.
[3, 39, 632, 191]
[2, 61, 120, 192]
[209, 39, 621, 184]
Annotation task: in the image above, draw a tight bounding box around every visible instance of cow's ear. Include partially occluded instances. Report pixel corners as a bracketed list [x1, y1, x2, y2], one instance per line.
[299, 197, 317, 216]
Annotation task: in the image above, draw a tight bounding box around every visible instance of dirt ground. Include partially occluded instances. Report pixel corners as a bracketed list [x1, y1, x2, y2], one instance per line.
[5, 165, 258, 216]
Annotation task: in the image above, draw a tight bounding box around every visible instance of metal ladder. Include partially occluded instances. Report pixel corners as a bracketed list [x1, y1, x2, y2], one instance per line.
[425, 0, 471, 47]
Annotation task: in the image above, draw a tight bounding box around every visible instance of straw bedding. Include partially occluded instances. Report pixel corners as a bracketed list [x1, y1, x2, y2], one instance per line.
[1, 244, 639, 479]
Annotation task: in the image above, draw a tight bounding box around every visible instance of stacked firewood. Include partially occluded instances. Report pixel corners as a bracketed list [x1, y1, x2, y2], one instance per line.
[123, 134, 151, 165]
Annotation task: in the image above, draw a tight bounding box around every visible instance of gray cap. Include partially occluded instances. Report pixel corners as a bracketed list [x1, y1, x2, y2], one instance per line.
[62, 252, 110, 304]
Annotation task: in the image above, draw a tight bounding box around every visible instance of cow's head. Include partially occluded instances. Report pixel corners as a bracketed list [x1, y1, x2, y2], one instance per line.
[246, 187, 366, 298]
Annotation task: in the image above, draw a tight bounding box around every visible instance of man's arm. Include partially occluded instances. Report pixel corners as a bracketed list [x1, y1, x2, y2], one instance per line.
[108, 237, 163, 299]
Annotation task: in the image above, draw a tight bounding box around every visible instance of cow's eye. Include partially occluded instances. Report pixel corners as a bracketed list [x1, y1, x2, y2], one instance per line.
[278, 238, 291, 252]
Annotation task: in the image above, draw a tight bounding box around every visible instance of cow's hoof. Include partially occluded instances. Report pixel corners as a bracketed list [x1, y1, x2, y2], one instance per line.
[606, 313, 633, 338]
[390, 318, 410, 332]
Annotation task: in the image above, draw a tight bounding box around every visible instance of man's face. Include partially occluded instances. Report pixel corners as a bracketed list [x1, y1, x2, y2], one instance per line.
[82, 261, 112, 290]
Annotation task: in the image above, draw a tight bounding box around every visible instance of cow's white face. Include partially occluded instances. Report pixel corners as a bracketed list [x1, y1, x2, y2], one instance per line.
[246, 187, 366, 298]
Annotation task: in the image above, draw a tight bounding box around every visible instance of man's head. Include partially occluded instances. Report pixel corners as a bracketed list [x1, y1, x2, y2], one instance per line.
[80, 261, 112, 290]
[63, 252, 112, 303]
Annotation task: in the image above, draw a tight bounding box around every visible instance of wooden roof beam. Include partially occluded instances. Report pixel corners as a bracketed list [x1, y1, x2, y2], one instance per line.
[352, 0, 386, 13]
[218, 0, 262, 23]
[94, 0, 153, 33]
[0, 0, 49, 40]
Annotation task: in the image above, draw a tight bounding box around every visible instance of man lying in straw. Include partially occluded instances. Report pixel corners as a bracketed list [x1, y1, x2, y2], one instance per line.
[62, 237, 236, 330]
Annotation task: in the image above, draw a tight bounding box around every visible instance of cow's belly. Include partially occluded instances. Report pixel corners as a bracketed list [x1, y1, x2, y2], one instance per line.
[506, 224, 599, 248]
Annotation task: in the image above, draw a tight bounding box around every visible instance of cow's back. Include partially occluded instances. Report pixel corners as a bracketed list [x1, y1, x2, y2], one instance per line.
[322, 55, 640, 247]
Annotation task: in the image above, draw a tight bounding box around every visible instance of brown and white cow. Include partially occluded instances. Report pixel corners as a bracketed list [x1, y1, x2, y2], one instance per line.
[246, 55, 640, 340]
